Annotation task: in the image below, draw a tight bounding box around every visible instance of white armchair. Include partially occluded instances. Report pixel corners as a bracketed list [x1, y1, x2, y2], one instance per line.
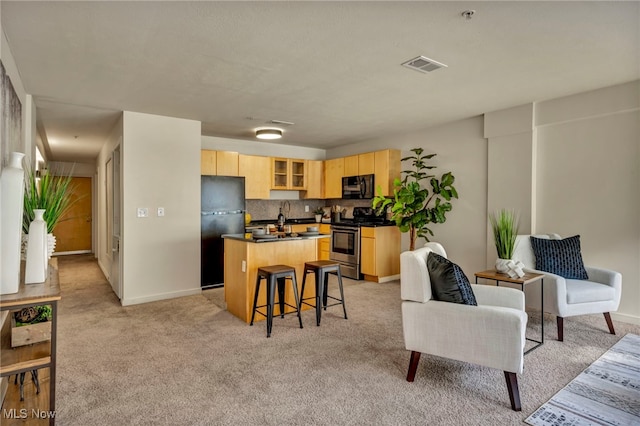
[512, 234, 622, 341]
[401, 243, 528, 411]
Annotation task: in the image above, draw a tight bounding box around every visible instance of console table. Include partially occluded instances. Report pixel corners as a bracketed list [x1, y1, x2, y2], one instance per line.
[474, 269, 544, 354]
[1, 260, 60, 425]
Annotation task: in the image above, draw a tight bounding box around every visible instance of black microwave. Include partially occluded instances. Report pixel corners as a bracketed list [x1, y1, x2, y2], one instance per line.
[342, 174, 374, 199]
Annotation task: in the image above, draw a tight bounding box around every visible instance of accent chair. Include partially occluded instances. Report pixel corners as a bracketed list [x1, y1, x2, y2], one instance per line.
[401, 242, 528, 411]
[512, 234, 622, 341]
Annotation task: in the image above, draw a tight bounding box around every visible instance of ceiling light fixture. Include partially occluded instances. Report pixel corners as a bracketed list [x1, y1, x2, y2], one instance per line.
[256, 128, 282, 140]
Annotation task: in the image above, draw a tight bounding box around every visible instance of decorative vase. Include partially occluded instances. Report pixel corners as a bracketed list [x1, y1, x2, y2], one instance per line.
[495, 258, 525, 279]
[25, 209, 48, 284]
[0, 152, 26, 295]
[315, 214, 322, 223]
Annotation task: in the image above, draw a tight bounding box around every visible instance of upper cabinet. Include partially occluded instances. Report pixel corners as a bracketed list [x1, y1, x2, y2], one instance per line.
[344, 152, 375, 177]
[323, 157, 344, 199]
[374, 149, 400, 197]
[201, 150, 239, 176]
[303, 160, 324, 199]
[239, 154, 271, 199]
[272, 158, 306, 190]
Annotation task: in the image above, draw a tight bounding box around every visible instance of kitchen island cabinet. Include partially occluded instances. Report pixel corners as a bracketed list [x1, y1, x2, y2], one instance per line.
[223, 234, 329, 323]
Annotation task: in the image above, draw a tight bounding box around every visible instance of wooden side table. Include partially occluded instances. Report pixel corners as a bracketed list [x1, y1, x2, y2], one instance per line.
[474, 270, 544, 354]
[1, 260, 60, 425]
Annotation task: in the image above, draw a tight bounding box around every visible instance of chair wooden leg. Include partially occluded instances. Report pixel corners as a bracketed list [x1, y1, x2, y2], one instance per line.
[504, 371, 522, 411]
[557, 316, 564, 342]
[603, 312, 616, 335]
[406, 351, 421, 382]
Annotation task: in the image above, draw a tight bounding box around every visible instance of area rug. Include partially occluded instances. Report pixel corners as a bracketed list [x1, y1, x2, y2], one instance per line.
[525, 333, 640, 426]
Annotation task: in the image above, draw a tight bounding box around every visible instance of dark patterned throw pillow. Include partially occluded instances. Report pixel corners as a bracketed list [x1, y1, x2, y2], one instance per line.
[530, 235, 589, 280]
[426, 252, 477, 305]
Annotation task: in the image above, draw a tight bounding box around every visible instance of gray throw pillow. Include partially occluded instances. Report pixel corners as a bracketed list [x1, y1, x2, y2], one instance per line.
[530, 235, 589, 280]
[427, 252, 477, 305]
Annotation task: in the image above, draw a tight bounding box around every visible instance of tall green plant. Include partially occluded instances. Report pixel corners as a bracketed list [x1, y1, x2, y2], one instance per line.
[23, 164, 76, 234]
[372, 148, 458, 250]
[489, 209, 519, 259]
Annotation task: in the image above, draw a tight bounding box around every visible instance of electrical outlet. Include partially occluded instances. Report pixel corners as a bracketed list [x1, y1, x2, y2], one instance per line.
[241, 260, 246, 272]
[157, 207, 165, 217]
[305, 205, 309, 212]
[137, 207, 149, 218]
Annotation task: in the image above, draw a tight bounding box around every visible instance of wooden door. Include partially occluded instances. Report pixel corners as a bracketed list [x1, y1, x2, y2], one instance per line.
[54, 177, 92, 253]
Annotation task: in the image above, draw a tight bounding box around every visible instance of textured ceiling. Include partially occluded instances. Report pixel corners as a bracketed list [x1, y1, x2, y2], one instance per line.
[2, 1, 639, 162]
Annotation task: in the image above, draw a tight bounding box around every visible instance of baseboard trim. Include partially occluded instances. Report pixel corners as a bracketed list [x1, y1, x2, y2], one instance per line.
[611, 312, 640, 326]
[121, 288, 202, 306]
[53, 250, 92, 256]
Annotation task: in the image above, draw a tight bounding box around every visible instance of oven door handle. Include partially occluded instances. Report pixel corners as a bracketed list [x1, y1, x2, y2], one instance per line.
[331, 226, 359, 232]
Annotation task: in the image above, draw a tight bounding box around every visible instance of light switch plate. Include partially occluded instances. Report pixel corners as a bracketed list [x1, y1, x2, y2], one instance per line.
[137, 207, 149, 218]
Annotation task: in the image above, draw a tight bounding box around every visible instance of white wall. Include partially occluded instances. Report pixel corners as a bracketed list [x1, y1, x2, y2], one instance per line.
[96, 114, 123, 280]
[121, 112, 201, 305]
[326, 116, 489, 275]
[534, 81, 640, 323]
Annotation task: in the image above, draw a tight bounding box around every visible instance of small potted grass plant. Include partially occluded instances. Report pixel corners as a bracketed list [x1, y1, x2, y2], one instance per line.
[489, 209, 522, 276]
[314, 206, 325, 223]
[23, 163, 76, 258]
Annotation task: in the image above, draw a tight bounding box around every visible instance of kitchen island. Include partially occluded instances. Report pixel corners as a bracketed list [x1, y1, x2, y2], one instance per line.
[222, 233, 330, 323]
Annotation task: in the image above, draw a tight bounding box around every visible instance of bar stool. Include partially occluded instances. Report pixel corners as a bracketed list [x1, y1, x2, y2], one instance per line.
[300, 260, 348, 326]
[250, 265, 303, 337]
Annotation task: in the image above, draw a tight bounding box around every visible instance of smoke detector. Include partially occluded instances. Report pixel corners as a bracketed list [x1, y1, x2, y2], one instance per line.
[401, 56, 448, 74]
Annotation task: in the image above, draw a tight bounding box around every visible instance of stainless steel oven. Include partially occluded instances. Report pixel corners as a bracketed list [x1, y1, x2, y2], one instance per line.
[330, 225, 361, 280]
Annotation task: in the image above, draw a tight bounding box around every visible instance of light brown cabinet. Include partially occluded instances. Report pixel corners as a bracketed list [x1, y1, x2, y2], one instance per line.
[201, 150, 239, 176]
[344, 155, 359, 177]
[360, 226, 400, 282]
[343, 152, 375, 177]
[272, 158, 306, 190]
[323, 158, 344, 199]
[374, 149, 401, 197]
[303, 160, 324, 199]
[239, 154, 271, 199]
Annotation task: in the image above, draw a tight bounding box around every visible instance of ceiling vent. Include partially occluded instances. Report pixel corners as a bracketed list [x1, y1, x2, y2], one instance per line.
[401, 56, 448, 74]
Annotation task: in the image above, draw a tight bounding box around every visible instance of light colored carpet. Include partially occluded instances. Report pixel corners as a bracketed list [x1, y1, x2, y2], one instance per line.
[52, 254, 640, 425]
[525, 333, 640, 426]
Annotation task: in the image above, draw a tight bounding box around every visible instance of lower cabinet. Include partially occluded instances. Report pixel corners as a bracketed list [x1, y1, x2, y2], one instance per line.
[360, 226, 400, 282]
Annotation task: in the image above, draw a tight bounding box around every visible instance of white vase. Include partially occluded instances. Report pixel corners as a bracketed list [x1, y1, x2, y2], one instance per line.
[315, 214, 322, 223]
[0, 152, 26, 295]
[25, 209, 48, 284]
[495, 257, 525, 278]
[495, 258, 511, 274]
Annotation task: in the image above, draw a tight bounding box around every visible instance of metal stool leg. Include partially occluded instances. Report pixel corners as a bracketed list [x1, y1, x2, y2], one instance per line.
[289, 272, 303, 329]
[266, 276, 276, 338]
[277, 277, 286, 318]
[323, 271, 330, 310]
[336, 267, 348, 319]
[250, 274, 262, 326]
[315, 269, 324, 326]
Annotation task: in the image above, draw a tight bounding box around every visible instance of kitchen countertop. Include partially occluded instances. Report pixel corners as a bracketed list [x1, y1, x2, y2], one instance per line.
[223, 233, 330, 243]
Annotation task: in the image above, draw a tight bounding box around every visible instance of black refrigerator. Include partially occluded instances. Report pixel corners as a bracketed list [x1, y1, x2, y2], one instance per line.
[201, 176, 246, 289]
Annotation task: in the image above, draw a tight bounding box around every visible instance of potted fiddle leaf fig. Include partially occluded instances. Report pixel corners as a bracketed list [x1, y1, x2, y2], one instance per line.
[372, 148, 458, 251]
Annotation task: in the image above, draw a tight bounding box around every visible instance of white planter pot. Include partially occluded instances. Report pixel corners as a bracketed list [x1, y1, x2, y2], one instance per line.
[0, 152, 25, 295]
[495, 258, 525, 279]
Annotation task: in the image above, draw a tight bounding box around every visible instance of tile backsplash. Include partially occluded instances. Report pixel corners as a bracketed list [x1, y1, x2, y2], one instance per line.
[246, 198, 373, 221]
